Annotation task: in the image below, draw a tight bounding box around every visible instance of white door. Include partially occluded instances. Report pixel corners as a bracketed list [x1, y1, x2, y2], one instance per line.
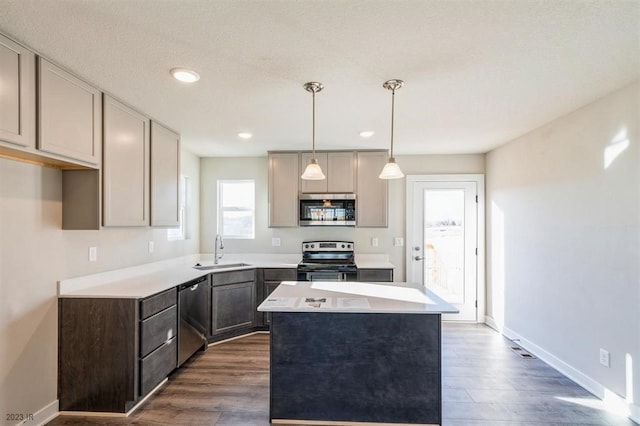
[407, 176, 482, 322]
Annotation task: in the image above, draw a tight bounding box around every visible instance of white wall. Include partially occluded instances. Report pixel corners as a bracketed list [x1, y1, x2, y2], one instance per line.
[486, 81, 640, 415]
[0, 150, 200, 424]
[199, 154, 484, 281]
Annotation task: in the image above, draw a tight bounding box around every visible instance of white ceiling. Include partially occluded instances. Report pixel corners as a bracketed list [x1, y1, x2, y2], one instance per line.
[1, 0, 638, 157]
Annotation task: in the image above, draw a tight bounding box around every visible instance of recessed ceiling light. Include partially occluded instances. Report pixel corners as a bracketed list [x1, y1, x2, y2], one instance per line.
[170, 68, 200, 83]
[238, 132, 253, 139]
[359, 131, 375, 138]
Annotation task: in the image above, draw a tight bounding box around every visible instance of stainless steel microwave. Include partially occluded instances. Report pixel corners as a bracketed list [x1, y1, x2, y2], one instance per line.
[299, 194, 356, 226]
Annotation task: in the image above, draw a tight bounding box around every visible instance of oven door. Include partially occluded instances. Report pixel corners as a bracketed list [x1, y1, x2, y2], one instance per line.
[297, 270, 357, 281]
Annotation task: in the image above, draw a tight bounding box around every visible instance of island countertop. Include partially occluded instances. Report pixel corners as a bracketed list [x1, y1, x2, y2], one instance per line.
[257, 281, 457, 314]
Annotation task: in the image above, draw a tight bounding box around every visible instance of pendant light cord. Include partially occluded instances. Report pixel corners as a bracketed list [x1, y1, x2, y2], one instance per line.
[312, 88, 316, 159]
[390, 88, 395, 158]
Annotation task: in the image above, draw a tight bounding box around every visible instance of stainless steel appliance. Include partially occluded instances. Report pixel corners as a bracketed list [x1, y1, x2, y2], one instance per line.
[297, 240, 357, 281]
[299, 194, 356, 226]
[178, 275, 210, 366]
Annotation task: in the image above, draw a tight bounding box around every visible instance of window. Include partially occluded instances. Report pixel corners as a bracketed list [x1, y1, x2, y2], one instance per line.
[167, 175, 191, 241]
[218, 180, 255, 239]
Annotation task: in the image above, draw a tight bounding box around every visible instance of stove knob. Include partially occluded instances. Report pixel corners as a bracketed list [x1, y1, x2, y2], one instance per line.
[341, 244, 345, 248]
[311, 244, 315, 249]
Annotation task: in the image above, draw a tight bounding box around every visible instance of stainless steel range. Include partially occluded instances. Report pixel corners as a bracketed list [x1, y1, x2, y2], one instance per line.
[297, 241, 357, 281]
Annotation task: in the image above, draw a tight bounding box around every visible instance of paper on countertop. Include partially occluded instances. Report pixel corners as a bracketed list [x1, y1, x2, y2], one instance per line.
[337, 298, 371, 309]
[262, 297, 298, 308]
[299, 296, 332, 308]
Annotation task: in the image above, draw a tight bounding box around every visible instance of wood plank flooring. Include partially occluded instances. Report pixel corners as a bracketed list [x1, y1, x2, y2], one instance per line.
[48, 325, 638, 426]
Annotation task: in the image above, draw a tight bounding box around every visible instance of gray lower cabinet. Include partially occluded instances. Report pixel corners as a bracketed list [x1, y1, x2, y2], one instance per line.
[257, 268, 297, 326]
[210, 269, 256, 337]
[357, 268, 394, 282]
[58, 288, 177, 413]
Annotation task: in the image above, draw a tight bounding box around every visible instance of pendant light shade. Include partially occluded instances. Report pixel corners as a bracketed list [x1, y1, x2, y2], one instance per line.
[379, 158, 404, 179]
[301, 158, 325, 180]
[301, 81, 326, 180]
[379, 79, 405, 180]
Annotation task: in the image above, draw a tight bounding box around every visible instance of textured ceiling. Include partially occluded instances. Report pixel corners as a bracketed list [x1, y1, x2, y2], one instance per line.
[1, 0, 638, 157]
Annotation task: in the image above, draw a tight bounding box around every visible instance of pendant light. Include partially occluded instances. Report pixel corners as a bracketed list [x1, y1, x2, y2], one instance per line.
[379, 79, 405, 179]
[301, 81, 326, 180]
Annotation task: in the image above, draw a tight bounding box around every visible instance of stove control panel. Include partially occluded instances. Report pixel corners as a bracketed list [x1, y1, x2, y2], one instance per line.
[302, 241, 353, 252]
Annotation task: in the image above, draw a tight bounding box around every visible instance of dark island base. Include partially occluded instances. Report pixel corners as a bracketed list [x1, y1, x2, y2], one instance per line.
[270, 312, 442, 425]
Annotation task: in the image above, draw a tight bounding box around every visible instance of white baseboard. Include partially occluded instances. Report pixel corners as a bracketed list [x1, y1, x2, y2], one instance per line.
[503, 326, 605, 398]
[15, 399, 59, 425]
[630, 402, 640, 424]
[502, 326, 640, 424]
[484, 315, 500, 332]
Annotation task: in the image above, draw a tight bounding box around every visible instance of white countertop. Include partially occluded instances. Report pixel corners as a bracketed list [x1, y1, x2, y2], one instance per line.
[257, 281, 457, 314]
[57, 253, 395, 299]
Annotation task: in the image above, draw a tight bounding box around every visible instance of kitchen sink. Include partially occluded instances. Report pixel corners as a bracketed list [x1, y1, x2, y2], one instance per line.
[193, 262, 250, 270]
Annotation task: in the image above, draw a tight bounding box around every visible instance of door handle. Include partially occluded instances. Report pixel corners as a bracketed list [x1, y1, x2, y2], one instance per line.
[414, 256, 425, 261]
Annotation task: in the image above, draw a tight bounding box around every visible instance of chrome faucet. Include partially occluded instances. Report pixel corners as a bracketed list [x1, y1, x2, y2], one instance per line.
[214, 234, 224, 264]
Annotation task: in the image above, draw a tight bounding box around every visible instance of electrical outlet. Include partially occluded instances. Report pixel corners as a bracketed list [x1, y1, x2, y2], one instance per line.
[148, 241, 154, 253]
[88, 246, 97, 262]
[272, 237, 281, 247]
[394, 237, 404, 247]
[371, 237, 379, 247]
[600, 349, 610, 368]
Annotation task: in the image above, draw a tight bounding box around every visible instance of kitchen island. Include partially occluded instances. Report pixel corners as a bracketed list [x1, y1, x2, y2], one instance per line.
[257, 281, 457, 426]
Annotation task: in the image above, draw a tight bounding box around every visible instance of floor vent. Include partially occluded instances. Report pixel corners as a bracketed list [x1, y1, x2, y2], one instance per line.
[509, 344, 536, 359]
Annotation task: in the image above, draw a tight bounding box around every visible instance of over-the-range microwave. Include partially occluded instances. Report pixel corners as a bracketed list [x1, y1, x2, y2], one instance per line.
[299, 194, 356, 226]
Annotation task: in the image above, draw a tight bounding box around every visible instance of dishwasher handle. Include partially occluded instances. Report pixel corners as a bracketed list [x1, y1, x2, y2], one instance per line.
[179, 275, 207, 291]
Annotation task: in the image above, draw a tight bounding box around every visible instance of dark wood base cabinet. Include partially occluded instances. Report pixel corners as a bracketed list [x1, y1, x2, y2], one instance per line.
[58, 288, 177, 413]
[209, 269, 256, 340]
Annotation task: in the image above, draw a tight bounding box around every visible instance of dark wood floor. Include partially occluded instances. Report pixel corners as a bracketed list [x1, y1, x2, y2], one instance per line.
[48, 324, 638, 426]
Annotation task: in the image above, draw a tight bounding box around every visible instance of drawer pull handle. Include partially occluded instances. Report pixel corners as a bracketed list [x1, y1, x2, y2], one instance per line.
[190, 284, 199, 291]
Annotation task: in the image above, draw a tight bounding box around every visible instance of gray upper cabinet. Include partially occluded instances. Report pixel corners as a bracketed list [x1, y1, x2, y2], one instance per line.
[0, 33, 35, 149]
[327, 151, 355, 193]
[103, 95, 150, 227]
[300, 151, 355, 193]
[269, 152, 299, 227]
[150, 121, 180, 227]
[37, 58, 101, 167]
[356, 151, 388, 227]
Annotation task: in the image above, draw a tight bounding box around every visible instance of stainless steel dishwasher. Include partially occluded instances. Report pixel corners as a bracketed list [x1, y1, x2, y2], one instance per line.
[178, 275, 210, 366]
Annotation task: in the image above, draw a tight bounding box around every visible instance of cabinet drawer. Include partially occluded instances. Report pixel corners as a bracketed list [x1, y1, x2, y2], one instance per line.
[140, 288, 177, 320]
[262, 268, 296, 281]
[140, 305, 177, 358]
[140, 336, 177, 396]
[211, 269, 255, 286]
[357, 269, 394, 282]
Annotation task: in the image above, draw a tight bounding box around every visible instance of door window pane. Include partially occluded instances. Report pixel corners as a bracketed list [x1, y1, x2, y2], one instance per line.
[423, 189, 465, 304]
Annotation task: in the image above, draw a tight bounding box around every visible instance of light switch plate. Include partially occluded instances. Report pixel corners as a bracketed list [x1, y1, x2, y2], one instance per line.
[88, 246, 97, 262]
[272, 237, 281, 247]
[394, 237, 404, 247]
[148, 241, 155, 253]
[600, 349, 610, 368]
[371, 237, 379, 247]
